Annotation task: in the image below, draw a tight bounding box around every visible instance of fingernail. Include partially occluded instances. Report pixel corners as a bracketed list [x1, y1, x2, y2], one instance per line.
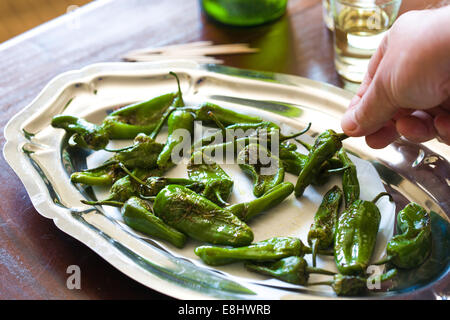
[341, 107, 358, 133]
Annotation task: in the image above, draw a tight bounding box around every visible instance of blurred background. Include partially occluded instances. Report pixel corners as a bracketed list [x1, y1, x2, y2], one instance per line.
[0, 0, 92, 42]
[0, 0, 446, 44]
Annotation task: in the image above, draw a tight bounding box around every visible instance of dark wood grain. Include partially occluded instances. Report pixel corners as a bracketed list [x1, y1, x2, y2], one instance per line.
[0, 0, 420, 300]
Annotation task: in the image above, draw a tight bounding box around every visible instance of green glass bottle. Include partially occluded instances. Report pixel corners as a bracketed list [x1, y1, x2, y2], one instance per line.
[201, 0, 288, 27]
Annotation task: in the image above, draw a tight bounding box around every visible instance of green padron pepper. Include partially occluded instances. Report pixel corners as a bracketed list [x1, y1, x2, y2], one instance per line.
[307, 185, 343, 267]
[82, 196, 186, 248]
[279, 143, 343, 186]
[116, 162, 205, 199]
[84, 168, 163, 203]
[70, 133, 164, 186]
[334, 192, 393, 275]
[238, 143, 285, 197]
[51, 115, 110, 150]
[337, 148, 360, 207]
[294, 129, 348, 197]
[187, 151, 234, 206]
[51, 72, 184, 149]
[111, 133, 164, 169]
[157, 109, 195, 171]
[194, 237, 311, 266]
[102, 72, 185, 139]
[309, 269, 398, 297]
[192, 121, 280, 151]
[194, 236, 333, 266]
[198, 122, 311, 159]
[70, 161, 125, 186]
[153, 185, 253, 247]
[245, 256, 335, 285]
[375, 202, 432, 269]
[193, 102, 263, 127]
[227, 182, 294, 222]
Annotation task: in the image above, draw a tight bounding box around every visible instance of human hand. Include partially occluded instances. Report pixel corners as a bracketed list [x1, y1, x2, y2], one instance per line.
[341, 6, 450, 148]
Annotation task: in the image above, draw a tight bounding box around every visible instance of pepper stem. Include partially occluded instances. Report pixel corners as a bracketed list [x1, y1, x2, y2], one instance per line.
[326, 165, 350, 174]
[81, 160, 118, 172]
[169, 71, 184, 106]
[337, 133, 349, 141]
[295, 138, 313, 152]
[104, 145, 134, 153]
[207, 111, 227, 135]
[138, 191, 156, 202]
[149, 106, 176, 140]
[308, 280, 333, 287]
[311, 239, 319, 267]
[118, 163, 147, 185]
[214, 190, 230, 207]
[306, 267, 336, 276]
[281, 122, 311, 141]
[207, 110, 227, 132]
[81, 199, 124, 207]
[371, 192, 393, 204]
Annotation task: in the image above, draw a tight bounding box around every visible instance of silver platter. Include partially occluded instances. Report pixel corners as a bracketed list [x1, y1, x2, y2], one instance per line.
[3, 60, 449, 300]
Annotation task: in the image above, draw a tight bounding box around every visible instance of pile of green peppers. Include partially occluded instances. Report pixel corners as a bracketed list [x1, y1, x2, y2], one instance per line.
[52, 72, 433, 298]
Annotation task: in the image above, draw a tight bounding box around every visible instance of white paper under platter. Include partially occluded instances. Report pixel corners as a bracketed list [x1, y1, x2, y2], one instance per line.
[4, 61, 449, 300]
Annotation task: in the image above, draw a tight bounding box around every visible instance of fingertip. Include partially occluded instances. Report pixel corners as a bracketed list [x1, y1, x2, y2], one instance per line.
[341, 108, 359, 136]
[434, 113, 450, 144]
[396, 112, 437, 143]
[365, 122, 399, 149]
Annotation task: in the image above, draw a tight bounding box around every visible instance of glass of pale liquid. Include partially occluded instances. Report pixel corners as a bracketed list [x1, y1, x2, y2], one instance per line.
[323, 0, 334, 30]
[331, 0, 402, 83]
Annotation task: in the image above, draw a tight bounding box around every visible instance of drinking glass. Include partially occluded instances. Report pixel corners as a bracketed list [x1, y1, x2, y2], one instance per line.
[323, 0, 334, 30]
[331, 0, 402, 83]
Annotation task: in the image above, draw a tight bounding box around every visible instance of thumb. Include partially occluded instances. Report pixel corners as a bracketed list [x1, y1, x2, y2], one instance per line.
[341, 73, 400, 137]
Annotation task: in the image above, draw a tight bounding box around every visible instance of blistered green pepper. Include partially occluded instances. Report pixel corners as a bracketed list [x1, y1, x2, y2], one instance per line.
[198, 130, 311, 161]
[279, 145, 308, 176]
[294, 129, 347, 197]
[70, 162, 125, 186]
[119, 165, 206, 198]
[187, 151, 234, 206]
[375, 203, 432, 269]
[279, 144, 343, 186]
[82, 196, 186, 248]
[70, 132, 166, 187]
[102, 93, 176, 139]
[334, 192, 393, 275]
[309, 269, 398, 296]
[111, 133, 165, 169]
[192, 121, 280, 151]
[89, 168, 163, 203]
[194, 237, 311, 266]
[70, 133, 164, 187]
[102, 72, 185, 139]
[227, 182, 294, 221]
[193, 102, 263, 127]
[308, 185, 343, 267]
[51, 72, 184, 149]
[51, 115, 110, 150]
[157, 109, 195, 171]
[153, 185, 253, 246]
[238, 143, 285, 197]
[337, 148, 360, 207]
[143, 177, 205, 197]
[245, 256, 335, 285]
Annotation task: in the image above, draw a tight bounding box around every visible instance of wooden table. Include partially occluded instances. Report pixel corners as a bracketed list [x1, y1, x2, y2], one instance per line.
[0, 0, 420, 300]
